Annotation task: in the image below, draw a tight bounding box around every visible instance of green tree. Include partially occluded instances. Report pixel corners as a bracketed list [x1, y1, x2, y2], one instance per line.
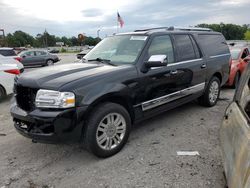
[197, 23, 248, 40]
[244, 30, 250, 40]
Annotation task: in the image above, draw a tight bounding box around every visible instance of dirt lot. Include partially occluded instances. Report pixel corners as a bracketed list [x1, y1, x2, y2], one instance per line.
[0, 54, 234, 188]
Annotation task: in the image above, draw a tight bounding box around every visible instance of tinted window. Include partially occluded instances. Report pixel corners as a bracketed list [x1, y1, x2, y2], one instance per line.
[190, 35, 201, 58]
[23, 51, 35, 56]
[241, 49, 248, 59]
[147, 35, 174, 63]
[36, 51, 47, 56]
[0, 49, 16, 56]
[174, 35, 196, 61]
[198, 34, 229, 56]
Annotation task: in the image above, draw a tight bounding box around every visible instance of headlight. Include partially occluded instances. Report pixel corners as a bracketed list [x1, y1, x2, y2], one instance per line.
[35, 89, 75, 108]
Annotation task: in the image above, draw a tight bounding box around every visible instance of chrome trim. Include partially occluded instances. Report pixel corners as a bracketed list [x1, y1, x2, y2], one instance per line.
[150, 58, 203, 69]
[209, 53, 231, 59]
[139, 82, 205, 111]
[168, 58, 202, 67]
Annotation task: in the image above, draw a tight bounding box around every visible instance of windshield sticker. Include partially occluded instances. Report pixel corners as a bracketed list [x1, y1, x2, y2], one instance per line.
[130, 36, 147, 41]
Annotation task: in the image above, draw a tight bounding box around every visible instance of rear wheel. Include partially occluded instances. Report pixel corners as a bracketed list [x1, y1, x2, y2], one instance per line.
[46, 59, 54, 66]
[84, 103, 131, 158]
[198, 76, 221, 107]
[0, 86, 6, 101]
[233, 71, 240, 89]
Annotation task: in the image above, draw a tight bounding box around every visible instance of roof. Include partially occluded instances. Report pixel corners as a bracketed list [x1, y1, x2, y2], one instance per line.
[0, 47, 14, 50]
[115, 26, 219, 36]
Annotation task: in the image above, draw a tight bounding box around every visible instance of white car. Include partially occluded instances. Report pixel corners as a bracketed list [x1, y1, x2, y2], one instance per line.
[0, 54, 24, 100]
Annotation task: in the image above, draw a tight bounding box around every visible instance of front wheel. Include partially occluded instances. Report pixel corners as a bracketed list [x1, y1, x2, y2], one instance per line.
[84, 103, 131, 158]
[198, 76, 221, 107]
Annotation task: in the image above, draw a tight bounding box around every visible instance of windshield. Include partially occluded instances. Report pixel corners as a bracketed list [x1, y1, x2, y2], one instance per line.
[230, 49, 241, 60]
[84, 35, 147, 65]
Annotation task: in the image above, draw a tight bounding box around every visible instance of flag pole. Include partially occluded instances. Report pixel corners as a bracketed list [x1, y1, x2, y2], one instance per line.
[116, 11, 119, 33]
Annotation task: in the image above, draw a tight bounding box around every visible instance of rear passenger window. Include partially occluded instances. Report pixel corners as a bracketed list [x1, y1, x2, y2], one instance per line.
[174, 35, 196, 61]
[147, 35, 174, 63]
[0, 49, 16, 56]
[198, 34, 229, 57]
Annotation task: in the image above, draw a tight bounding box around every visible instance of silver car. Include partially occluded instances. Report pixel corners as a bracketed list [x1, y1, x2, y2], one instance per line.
[18, 50, 60, 67]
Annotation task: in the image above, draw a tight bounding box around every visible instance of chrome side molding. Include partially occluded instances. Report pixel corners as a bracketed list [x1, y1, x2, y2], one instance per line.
[141, 82, 205, 111]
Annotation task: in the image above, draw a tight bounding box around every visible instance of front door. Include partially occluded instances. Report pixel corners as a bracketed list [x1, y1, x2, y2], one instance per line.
[137, 34, 206, 112]
[21, 51, 40, 66]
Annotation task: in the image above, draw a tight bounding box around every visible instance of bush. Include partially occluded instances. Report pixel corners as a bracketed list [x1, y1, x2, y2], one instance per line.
[60, 48, 67, 53]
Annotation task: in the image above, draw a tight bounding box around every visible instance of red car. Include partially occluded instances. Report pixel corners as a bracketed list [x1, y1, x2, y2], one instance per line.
[227, 47, 250, 88]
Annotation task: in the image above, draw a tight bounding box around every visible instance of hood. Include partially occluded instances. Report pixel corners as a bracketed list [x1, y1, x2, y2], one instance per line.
[17, 63, 127, 90]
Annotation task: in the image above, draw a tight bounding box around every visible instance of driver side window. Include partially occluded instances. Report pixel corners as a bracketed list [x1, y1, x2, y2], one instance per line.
[147, 35, 174, 64]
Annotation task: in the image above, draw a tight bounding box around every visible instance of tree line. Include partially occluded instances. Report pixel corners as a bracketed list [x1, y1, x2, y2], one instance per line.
[197, 23, 250, 40]
[5, 31, 101, 47]
[3, 23, 250, 47]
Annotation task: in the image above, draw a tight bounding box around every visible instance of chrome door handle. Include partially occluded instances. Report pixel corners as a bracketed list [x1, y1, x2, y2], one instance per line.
[201, 64, 206, 69]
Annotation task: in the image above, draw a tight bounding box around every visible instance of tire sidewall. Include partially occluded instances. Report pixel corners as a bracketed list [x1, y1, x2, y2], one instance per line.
[85, 103, 131, 158]
[0, 87, 6, 101]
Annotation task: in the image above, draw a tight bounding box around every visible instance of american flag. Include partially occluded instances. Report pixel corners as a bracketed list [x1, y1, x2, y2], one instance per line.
[117, 12, 124, 28]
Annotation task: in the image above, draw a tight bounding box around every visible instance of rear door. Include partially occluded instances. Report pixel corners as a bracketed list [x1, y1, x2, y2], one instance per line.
[220, 64, 250, 188]
[172, 34, 206, 86]
[35, 51, 47, 65]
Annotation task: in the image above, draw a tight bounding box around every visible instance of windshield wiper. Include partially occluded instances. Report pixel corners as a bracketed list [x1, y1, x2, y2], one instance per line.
[87, 58, 116, 66]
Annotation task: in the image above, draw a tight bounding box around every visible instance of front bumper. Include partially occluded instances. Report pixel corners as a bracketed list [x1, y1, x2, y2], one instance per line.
[10, 100, 88, 143]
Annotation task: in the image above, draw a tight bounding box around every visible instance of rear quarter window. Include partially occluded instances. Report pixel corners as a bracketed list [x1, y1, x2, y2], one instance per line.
[198, 34, 229, 57]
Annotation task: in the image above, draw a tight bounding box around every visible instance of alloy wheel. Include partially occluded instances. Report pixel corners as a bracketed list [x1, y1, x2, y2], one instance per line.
[209, 81, 219, 104]
[96, 113, 126, 150]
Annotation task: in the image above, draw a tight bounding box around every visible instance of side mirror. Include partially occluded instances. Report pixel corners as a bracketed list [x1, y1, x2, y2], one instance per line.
[22, 55, 26, 58]
[145, 55, 168, 68]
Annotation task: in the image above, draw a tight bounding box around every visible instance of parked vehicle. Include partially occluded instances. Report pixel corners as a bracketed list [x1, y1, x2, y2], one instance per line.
[0, 55, 24, 100]
[227, 47, 250, 88]
[48, 48, 59, 54]
[76, 46, 94, 60]
[18, 50, 60, 67]
[220, 63, 250, 188]
[11, 27, 230, 157]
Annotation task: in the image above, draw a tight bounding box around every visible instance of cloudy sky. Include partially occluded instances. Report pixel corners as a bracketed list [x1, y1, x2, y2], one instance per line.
[0, 0, 249, 38]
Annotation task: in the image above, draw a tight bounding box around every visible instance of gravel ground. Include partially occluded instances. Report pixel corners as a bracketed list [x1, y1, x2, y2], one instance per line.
[0, 54, 235, 188]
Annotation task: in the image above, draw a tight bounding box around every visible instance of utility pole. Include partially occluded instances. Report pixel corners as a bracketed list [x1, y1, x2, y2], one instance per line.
[0, 29, 5, 47]
[97, 29, 101, 38]
[44, 29, 48, 48]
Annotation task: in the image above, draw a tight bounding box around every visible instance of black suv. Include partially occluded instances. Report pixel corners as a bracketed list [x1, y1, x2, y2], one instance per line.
[11, 27, 230, 157]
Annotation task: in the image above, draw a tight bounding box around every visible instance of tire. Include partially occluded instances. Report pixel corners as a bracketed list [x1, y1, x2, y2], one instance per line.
[232, 71, 240, 89]
[0, 86, 6, 101]
[198, 76, 221, 107]
[84, 102, 131, 158]
[46, 59, 54, 66]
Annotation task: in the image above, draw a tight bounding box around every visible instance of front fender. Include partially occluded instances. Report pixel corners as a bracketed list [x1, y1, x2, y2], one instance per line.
[78, 83, 134, 106]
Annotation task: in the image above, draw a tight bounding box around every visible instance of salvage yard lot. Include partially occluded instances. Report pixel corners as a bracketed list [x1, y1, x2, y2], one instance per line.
[0, 54, 234, 188]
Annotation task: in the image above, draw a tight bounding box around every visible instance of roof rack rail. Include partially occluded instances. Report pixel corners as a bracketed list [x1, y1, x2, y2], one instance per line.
[168, 26, 212, 32]
[134, 26, 213, 33]
[134, 27, 169, 32]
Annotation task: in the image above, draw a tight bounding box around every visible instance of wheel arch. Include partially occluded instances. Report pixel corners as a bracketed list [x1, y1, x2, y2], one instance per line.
[84, 93, 135, 124]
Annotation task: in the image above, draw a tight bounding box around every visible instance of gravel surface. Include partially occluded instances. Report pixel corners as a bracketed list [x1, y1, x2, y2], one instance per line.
[0, 54, 235, 188]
